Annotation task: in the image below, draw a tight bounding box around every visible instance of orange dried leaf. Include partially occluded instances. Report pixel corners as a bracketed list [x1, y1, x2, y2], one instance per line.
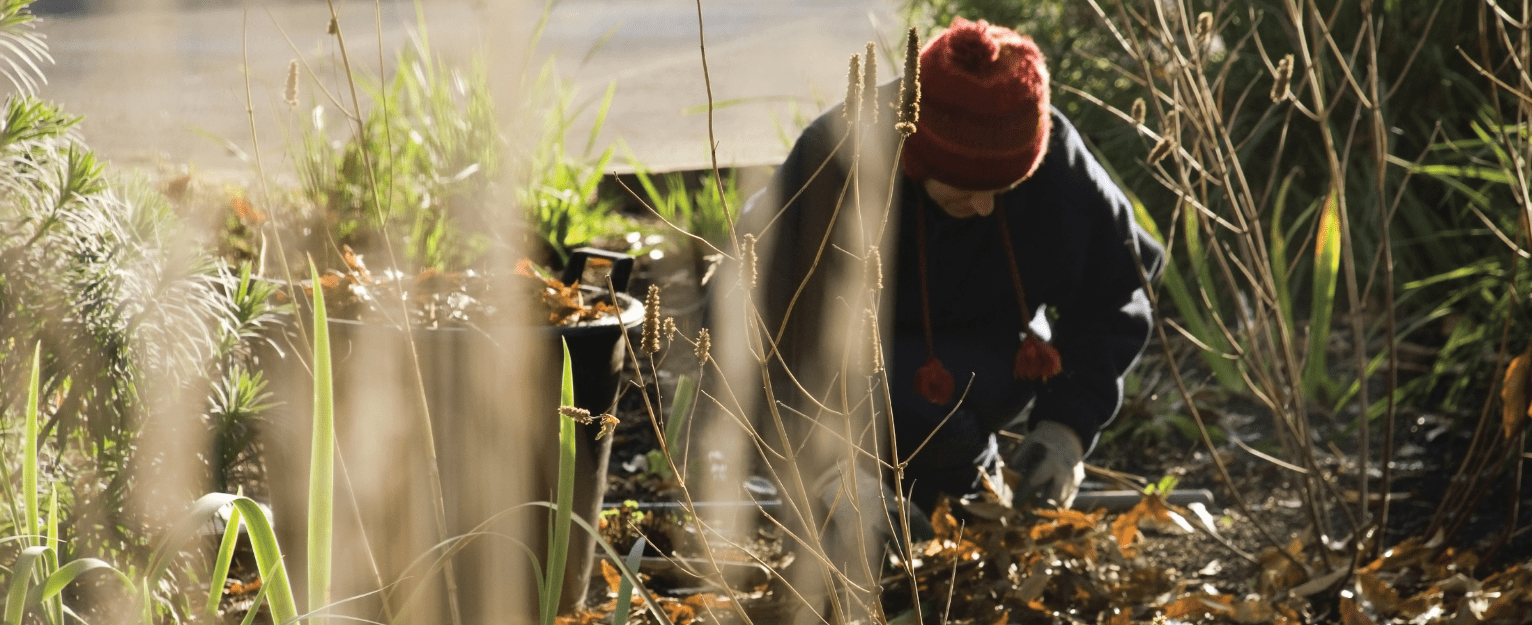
[1356, 570, 1400, 613]
[601, 559, 623, 595]
[663, 599, 696, 624]
[1339, 593, 1377, 625]
[931, 497, 961, 542]
[515, 258, 539, 278]
[1163, 593, 1233, 620]
[1396, 586, 1442, 619]
[683, 594, 726, 609]
[1502, 350, 1531, 439]
[1111, 497, 1148, 551]
[988, 610, 1010, 625]
[555, 610, 605, 625]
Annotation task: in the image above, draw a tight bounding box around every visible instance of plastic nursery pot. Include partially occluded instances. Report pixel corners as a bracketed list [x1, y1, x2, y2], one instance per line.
[256, 249, 644, 621]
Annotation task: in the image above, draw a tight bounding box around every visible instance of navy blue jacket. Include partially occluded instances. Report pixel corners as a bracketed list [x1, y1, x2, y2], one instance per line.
[734, 82, 1162, 505]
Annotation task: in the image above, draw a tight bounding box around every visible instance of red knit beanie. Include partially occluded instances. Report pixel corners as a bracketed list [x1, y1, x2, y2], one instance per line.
[901, 17, 1051, 191]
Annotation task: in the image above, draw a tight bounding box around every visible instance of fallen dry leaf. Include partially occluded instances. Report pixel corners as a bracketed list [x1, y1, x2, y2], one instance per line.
[1162, 592, 1234, 620]
[1503, 348, 1531, 439]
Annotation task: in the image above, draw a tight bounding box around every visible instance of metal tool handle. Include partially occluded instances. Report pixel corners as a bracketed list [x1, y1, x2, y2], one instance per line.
[1072, 488, 1216, 512]
[561, 247, 635, 294]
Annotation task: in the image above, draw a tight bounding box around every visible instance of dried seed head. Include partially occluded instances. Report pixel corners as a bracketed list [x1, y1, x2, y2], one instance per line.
[1130, 98, 1146, 126]
[695, 328, 711, 365]
[1271, 54, 1294, 103]
[866, 248, 883, 292]
[559, 405, 594, 424]
[642, 284, 662, 354]
[595, 414, 619, 440]
[1148, 135, 1177, 165]
[862, 42, 878, 125]
[284, 60, 300, 108]
[844, 54, 863, 122]
[896, 27, 921, 136]
[1195, 12, 1214, 48]
[662, 317, 677, 342]
[741, 233, 758, 290]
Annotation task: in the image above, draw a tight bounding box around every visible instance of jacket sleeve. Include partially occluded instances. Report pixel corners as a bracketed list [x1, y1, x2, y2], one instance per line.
[1029, 114, 1164, 453]
[735, 110, 857, 379]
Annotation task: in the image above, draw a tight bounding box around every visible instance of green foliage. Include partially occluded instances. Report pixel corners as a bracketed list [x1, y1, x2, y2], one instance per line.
[145, 494, 299, 624]
[0, 5, 289, 621]
[306, 261, 335, 620]
[612, 538, 646, 625]
[542, 340, 579, 625]
[297, 38, 499, 272]
[631, 168, 739, 252]
[521, 71, 622, 265]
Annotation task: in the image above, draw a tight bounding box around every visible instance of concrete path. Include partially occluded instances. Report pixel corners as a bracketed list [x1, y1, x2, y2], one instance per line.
[30, 0, 905, 176]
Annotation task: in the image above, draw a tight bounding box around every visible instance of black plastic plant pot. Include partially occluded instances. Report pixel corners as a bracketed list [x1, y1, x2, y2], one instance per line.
[257, 248, 644, 621]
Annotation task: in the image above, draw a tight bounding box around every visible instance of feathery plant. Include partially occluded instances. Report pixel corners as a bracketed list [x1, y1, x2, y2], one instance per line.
[0, 1, 290, 620]
[0, 0, 48, 96]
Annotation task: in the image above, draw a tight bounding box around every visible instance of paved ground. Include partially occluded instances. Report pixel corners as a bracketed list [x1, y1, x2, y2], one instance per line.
[30, 0, 905, 176]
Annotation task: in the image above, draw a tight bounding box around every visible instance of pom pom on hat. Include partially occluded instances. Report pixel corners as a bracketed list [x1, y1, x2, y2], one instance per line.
[902, 17, 1052, 191]
[915, 355, 956, 405]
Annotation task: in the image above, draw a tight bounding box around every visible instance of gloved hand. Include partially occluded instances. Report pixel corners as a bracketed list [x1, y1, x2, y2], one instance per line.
[1007, 420, 1085, 509]
[810, 461, 933, 562]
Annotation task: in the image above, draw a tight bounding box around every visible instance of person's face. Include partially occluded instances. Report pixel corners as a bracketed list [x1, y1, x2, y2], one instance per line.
[922, 178, 1009, 219]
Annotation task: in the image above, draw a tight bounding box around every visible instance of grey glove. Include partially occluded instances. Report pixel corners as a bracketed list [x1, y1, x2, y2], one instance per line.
[811, 461, 932, 562]
[1008, 421, 1085, 509]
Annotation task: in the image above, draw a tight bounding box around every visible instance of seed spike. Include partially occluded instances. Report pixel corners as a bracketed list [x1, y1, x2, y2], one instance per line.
[862, 42, 878, 125]
[284, 60, 300, 108]
[1272, 54, 1294, 103]
[642, 285, 662, 354]
[896, 27, 921, 136]
[844, 53, 863, 122]
[695, 328, 712, 365]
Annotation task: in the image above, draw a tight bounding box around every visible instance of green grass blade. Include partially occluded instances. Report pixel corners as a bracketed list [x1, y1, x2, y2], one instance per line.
[144, 494, 299, 624]
[1131, 194, 1244, 391]
[229, 497, 298, 624]
[4, 546, 48, 625]
[205, 503, 245, 618]
[541, 340, 579, 625]
[583, 81, 617, 156]
[565, 511, 672, 625]
[664, 375, 696, 450]
[25, 558, 124, 607]
[43, 488, 59, 624]
[611, 538, 646, 625]
[1268, 172, 1298, 331]
[1302, 192, 1343, 399]
[23, 343, 39, 548]
[307, 260, 335, 620]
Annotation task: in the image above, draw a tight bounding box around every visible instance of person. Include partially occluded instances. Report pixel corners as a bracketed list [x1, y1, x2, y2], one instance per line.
[714, 15, 1163, 615]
